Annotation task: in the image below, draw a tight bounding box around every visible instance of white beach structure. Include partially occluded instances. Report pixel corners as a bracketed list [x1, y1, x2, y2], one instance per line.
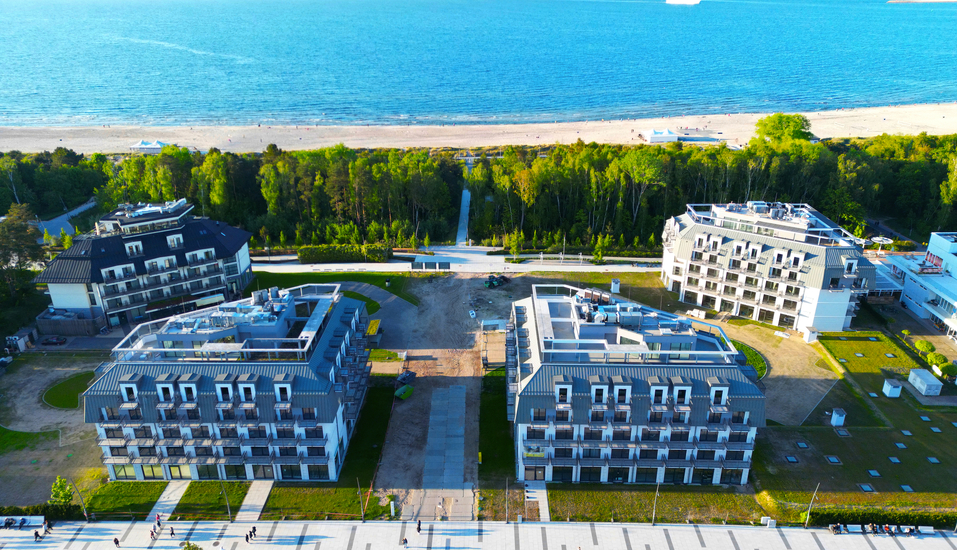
[646, 129, 679, 143]
[130, 140, 171, 155]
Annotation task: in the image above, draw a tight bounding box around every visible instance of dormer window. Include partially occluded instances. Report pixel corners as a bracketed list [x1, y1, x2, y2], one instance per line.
[844, 259, 858, 274]
[125, 242, 143, 257]
[121, 385, 136, 402]
[652, 388, 665, 404]
[557, 387, 569, 404]
[158, 385, 174, 402]
[676, 388, 687, 403]
[167, 234, 184, 249]
[181, 385, 196, 402]
[240, 385, 255, 401]
[593, 387, 605, 404]
[712, 389, 724, 405]
[217, 386, 232, 402]
[276, 385, 291, 402]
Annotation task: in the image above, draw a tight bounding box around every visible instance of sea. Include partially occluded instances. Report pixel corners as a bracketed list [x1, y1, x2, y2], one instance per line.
[1, 0, 956, 126]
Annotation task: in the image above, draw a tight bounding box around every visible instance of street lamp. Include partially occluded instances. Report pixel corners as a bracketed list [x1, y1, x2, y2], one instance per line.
[804, 483, 820, 529]
[219, 480, 232, 522]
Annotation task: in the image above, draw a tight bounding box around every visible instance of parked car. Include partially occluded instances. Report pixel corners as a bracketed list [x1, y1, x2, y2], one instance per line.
[41, 336, 67, 346]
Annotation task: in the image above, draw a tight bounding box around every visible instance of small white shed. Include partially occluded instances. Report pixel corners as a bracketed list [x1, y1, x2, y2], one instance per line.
[831, 408, 846, 427]
[610, 279, 621, 293]
[883, 379, 902, 398]
[908, 369, 942, 396]
[646, 129, 679, 143]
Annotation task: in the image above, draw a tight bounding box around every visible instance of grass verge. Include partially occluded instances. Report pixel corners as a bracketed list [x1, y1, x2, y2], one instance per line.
[42, 371, 95, 409]
[171, 481, 251, 520]
[261, 386, 395, 520]
[86, 481, 168, 520]
[247, 272, 419, 306]
[369, 349, 401, 362]
[477, 367, 518, 521]
[0, 425, 57, 455]
[341, 290, 380, 314]
[731, 340, 767, 379]
[727, 317, 781, 332]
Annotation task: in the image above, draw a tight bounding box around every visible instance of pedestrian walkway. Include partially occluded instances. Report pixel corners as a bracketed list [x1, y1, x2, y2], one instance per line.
[456, 189, 471, 245]
[235, 481, 273, 522]
[524, 481, 549, 522]
[5, 519, 954, 550]
[147, 480, 190, 520]
[403, 386, 472, 521]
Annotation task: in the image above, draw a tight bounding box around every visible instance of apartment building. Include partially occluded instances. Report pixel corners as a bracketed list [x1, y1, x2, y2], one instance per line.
[509, 285, 765, 486]
[885, 232, 957, 339]
[34, 199, 252, 335]
[83, 284, 371, 482]
[661, 202, 875, 334]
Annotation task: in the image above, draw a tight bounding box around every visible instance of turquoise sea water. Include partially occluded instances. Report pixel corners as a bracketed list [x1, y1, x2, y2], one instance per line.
[1, 0, 956, 126]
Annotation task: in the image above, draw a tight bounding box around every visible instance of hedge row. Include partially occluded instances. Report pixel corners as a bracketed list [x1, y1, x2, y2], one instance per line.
[808, 508, 957, 529]
[297, 244, 392, 264]
[0, 503, 84, 521]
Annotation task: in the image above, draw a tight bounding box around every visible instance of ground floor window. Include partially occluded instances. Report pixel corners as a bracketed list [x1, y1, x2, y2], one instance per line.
[169, 465, 189, 479]
[738, 305, 754, 318]
[634, 468, 657, 483]
[672, 281, 681, 293]
[252, 465, 274, 479]
[114, 465, 136, 480]
[663, 468, 685, 484]
[778, 314, 795, 329]
[720, 468, 743, 485]
[608, 468, 629, 484]
[224, 465, 247, 480]
[580, 467, 602, 483]
[280, 465, 302, 480]
[691, 468, 714, 485]
[758, 309, 775, 323]
[552, 467, 573, 482]
[197, 465, 219, 480]
[720, 300, 735, 312]
[701, 295, 716, 310]
[308, 465, 330, 480]
[524, 466, 545, 481]
[683, 291, 698, 305]
[142, 465, 165, 480]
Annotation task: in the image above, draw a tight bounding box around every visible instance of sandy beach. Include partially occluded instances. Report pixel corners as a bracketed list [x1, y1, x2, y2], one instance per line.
[2, 102, 957, 154]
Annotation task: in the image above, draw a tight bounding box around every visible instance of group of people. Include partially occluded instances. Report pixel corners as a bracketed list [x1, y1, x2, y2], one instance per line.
[32, 520, 53, 542]
[830, 523, 917, 536]
[244, 525, 257, 543]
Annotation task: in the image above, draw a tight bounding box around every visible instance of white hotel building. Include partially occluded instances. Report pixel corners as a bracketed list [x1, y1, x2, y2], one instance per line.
[661, 202, 875, 334]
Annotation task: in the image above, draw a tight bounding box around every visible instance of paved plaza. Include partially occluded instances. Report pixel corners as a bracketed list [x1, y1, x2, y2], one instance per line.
[5, 520, 957, 550]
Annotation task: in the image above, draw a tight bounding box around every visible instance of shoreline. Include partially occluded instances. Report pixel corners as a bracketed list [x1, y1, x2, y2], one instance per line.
[2, 102, 957, 154]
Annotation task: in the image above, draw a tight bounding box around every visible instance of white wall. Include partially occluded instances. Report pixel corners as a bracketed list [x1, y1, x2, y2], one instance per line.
[237, 244, 252, 273]
[802, 286, 851, 332]
[900, 275, 931, 318]
[48, 283, 91, 310]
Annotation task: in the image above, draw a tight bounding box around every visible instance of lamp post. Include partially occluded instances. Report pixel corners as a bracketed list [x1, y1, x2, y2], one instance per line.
[505, 477, 509, 524]
[651, 482, 660, 526]
[804, 483, 820, 529]
[70, 478, 89, 522]
[357, 478, 366, 522]
[220, 480, 232, 522]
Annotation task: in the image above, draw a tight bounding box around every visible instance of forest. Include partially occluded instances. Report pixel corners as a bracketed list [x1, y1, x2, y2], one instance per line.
[1, 116, 957, 255]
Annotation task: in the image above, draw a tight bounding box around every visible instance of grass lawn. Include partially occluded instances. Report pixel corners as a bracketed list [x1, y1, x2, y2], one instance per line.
[818, 331, 921, 394]
[369, 349, 401, 362]
[247, 272, 419, 306]
[341, 290, 380, 314]
[0, 425, 57, 455]
[42, 371, 95, 409]
[731, 340, 767, 379]
[261, 386, 395, 520]
[528, 272, 679, 312]
[548, 484, 766, 524]
[727, 317, 781, 332]
[476, 368, 519, 521]
[171, 481, 251, 520]
[86, 481, 168, 520]
[802, 378, 883, 427]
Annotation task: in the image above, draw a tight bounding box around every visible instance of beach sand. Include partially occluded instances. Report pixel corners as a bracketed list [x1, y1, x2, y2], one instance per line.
[2, 102, 957, 154]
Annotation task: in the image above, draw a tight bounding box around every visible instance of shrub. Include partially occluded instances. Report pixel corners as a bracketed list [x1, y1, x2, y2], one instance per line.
[926, 352, 949, 367]
[808, 508, 957, 529]
[915, 340, 936, 355]
[0, 503, 84, 521]
[297, 244, 392, 264]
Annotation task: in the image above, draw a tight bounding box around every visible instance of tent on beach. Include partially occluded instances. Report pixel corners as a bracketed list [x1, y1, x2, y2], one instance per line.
[129, 140, 171, 154]
[646, 129, 679, 143]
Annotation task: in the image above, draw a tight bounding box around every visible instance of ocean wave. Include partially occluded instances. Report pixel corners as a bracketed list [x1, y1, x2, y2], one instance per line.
[109, 36, 255, 64]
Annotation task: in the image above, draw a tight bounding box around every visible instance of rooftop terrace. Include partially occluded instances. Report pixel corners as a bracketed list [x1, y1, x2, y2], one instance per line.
[686, 202, 862, 247]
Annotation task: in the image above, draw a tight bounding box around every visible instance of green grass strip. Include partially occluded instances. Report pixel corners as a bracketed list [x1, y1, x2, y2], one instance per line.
[43, 371, 95, 409]
[731, 340, 768, 379]
[341, 290, 380, 314]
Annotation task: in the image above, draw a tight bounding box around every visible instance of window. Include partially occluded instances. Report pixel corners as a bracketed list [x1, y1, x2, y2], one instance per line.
[649, 411, 663, 423]
[123, 387, 135, 401]
[250, 447, 269, 456]
[671, 430, 690, 442]
[554, 448, 573, 458]
[277, 409, 293, 421]
[244, 408, 259, 421]
[186, 408, 199, 420]
[725, 273, 738, 283]
[729, 432, 749, 442]
[653, 389, 664, 404]
[673, 266, 682, 276]
[110, 446, 128, 457]
[142, 465, 164, 479]
[611, 449, 630, 459]
[668, 449, 686, 460]
[307, 447, 325, 457]
[639, 449, 658, 459]
[829, 277, 840, 288]
[613, 411, 628, 423]
[134, 426, 153, 438]
[222, 446, 241, 456]
[708, 412, 723, 424]
[582, 448, 601, 459]
[526, 428, 545, 440]
[304, 427, 324, 439]
[193, 426, 211, 438]
[194, 447, 212, 456]
[699, 430, 718, 442]
[104, 428, 124, 438]
[224, 466, 247, 480]
[114, 465, 136, 480]
[166, 446, 185, 457]
[617, 388, 627, 403]
[555, 429, 573, 440]
[163, 427, 181, 439]
[532, 409, 546, 422]
[612, 429, 630, 441]
[731, 411, 746, 424]
[276, 427, 296, 439]
[745, 276, 758, 287]
[278, 386, 289, 401]
[712, 390, 724, 405]
[641, 429, 661, 441]
[308, 465, 330, 480]
[128, 407, 142, 420]
[769, 267, 782, 279]
[280, 465, 302, 480]
[594, 388, 604, 404]
[247, 426, 268, 438]
[697, 450, 716, 460]
[726, 451, 745, 461]
[591, 410, 605, 422]
[557, 387, 568, 403]
[676, 389, 687, 404]
[220, 409, 236, 420]
[302, 408, 317, 420]
[583, 428, 602, 441]
[675, 412, 688, 424]
[277, 447, 297, 457]
[197, 465, 219, 480]
[555, 410, 570, 422]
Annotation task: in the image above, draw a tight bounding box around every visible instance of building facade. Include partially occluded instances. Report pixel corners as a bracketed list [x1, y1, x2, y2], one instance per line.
[509, 285, 765, 486]
[34, 199, 252, 335]
[661, 202, 874, 334]
[885, 232, 957, 339]
[83, 284, 371, 482]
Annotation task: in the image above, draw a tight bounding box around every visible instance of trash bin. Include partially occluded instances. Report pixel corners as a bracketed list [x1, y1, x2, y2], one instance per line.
[385, 278, 391, 287]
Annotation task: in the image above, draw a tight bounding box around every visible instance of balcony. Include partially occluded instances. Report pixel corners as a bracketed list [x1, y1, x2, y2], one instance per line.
[725, 440, 754, 451]
[722, 459, 752, 469]
[635, 458, 664, 468]
[694, 439, 725, 450]
[147, 263, 179, 275]
[188, 255, 218, 267]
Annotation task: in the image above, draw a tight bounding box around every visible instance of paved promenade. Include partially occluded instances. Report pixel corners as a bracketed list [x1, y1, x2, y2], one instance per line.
[8, 520, 957, 550]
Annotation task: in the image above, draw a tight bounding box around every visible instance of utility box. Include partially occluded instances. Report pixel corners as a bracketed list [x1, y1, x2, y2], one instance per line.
[883, 379, 902, 398]
[831, 408, 846, 427]
[909, 369, 942, 396]
[610, 279, 621, 293]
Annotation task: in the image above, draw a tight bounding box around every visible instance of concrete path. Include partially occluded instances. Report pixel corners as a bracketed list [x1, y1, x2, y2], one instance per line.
[9, 519, 955, 550]
[403, 385, 473, 521]
[524, 481, 549, 522]
[235, 480, 273, 522]
[35, 198, 96, 243]
[147, 480, 190, 521]
[336, 281, 418, 350]
[456, 189, 471, 245]
[254, 261, 660, 274]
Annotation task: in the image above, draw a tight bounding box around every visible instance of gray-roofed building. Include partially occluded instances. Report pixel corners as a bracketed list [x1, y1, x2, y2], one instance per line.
[34, 199, 252, 335]
[510, 285, 764, 486]
[84, 284, 371, 483]
[661, 202, 875, 336]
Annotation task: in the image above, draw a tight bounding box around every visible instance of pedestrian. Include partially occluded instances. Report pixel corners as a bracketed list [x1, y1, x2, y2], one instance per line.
[416, 520, 421, 534]
[170, 526, 175, 538]
[114, 537, 121, 548]
[42, 521, 48, 534]
[34, 530, 41, 542]
[245, 534, 249, 543]
[252, 526, 257, 538]
[149, 529, 154, 540]
[401, 537, 408, 548]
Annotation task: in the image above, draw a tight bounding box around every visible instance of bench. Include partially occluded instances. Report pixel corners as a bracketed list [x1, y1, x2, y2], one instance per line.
[0, 516, 45, 529]
[918, 526, 935, 535]
[846, 525, 864, 534]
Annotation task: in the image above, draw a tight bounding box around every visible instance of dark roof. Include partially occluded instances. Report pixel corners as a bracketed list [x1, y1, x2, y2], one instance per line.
[34, 218, 251, 285]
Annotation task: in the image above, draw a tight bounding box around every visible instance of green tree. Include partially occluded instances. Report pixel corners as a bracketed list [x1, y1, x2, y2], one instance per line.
[940, 364, 957, 378]
[48, 476, 73, 505]
[62, 233, 73, 249]
[279, 231, 287, 249]
[753, 113, 813, 144]
[927, 352, 948, 367]
[423, 233, 431, 249]
[915, 340, 936, 356]
[0, 204, 44, 298]
[42, 228, 53, 246]
[184, 543, 203, 550]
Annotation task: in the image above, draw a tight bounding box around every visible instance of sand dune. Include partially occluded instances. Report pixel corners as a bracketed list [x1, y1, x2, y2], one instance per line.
[1, 102, 956, 154]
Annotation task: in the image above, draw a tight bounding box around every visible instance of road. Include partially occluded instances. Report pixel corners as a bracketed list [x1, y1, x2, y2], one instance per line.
[35, 198, 96, 243]
[4, 520, 953, 550]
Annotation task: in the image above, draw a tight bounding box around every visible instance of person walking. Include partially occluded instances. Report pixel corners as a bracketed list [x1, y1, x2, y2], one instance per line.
[170, 527, 175, 538]
[251, 526, 257, 539]
[245, 534, 249, 543]
[34, 530, 41, 542]
[416, 521, 421, 535]
[401, 538, 408, 548]
[114, 537, 121, 548]
[149, 529, 155, 540]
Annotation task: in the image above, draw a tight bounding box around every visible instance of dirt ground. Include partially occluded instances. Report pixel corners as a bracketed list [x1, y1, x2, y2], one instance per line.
[718, 323, 838, 426]
[373, 273, 530, 514]
[0, 352, 111, 505]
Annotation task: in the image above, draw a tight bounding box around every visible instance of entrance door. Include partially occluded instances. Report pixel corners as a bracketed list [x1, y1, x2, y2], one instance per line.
[524, 466, 545, 481]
